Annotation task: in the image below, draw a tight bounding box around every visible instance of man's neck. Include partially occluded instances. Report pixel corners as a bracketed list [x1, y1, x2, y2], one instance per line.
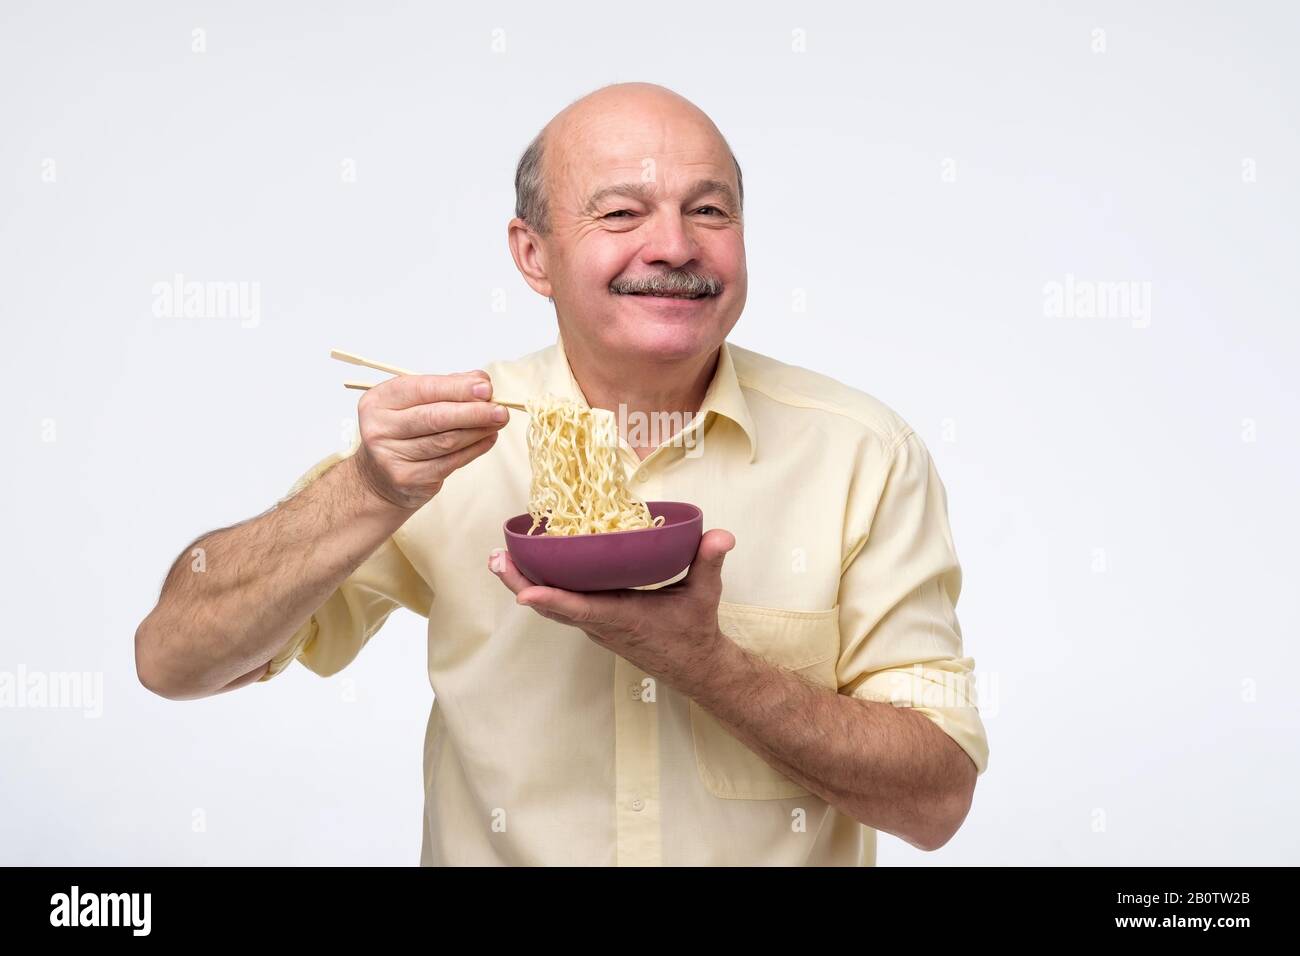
[561, 333, 719, 462]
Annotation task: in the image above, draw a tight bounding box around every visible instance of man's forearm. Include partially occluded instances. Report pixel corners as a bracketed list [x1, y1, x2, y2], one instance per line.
[136, 454, 416, 699]
[685, 634, 977, 851]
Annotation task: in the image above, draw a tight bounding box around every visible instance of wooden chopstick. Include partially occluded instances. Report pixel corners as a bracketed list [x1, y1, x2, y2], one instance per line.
[330, 348, 416, 377]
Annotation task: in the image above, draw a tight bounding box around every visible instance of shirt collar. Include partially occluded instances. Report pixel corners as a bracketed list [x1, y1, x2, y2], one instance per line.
[529, 331, 757, 464]
[691, 337, 758, 464]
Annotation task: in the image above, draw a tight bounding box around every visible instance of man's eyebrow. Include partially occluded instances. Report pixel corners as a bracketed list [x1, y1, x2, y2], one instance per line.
[582, 178, 738, 215]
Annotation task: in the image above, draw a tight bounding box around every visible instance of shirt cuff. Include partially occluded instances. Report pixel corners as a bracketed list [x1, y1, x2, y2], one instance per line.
[257, 616, 318, 682]
[848, 660, 990, 775]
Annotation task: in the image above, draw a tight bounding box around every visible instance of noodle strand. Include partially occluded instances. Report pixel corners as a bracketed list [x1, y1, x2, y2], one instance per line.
[525, 395, 667, 536]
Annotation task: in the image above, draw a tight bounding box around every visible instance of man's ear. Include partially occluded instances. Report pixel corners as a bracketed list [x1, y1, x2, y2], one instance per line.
[507, 217, 554, 299]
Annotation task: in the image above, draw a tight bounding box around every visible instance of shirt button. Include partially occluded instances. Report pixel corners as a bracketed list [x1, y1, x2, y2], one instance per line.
[636, 471, 648, 483]
[630, 797, 645, 812]
[629, 683, 642, 699]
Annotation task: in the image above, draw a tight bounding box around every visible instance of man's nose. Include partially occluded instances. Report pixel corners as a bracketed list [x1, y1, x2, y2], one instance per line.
[638, 209, 699, 268]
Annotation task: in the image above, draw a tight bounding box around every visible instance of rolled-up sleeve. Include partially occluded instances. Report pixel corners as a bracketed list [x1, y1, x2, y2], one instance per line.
[835, 430, 989, 775]
[258, 445, 433, 682]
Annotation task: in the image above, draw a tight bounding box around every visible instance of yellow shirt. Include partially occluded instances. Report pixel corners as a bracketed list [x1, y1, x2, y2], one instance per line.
[260, 334, 990, 865]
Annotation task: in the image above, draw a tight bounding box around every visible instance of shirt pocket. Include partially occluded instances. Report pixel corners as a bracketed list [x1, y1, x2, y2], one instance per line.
[689, 601, 840, 800]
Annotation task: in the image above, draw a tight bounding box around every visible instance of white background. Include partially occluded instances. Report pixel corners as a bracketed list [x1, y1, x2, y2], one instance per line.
[1, 0, 1296, 865]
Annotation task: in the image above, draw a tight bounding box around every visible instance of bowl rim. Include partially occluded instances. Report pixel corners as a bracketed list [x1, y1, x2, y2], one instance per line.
[503, 501, 702, 542]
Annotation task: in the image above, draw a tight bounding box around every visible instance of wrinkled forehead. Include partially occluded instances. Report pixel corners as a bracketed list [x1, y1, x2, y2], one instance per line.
[547, 107, 736, 209]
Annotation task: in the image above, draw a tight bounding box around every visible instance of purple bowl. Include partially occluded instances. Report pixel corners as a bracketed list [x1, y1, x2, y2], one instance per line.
[503, 501, 703, 591]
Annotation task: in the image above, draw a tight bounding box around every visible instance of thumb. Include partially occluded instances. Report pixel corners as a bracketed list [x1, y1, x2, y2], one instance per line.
[689, 528, 736, 584]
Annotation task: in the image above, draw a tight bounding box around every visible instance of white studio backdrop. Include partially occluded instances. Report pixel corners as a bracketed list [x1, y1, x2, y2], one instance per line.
[1, 0, 1296, 865]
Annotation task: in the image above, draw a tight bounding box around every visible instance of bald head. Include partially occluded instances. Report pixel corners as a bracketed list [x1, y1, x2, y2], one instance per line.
[514, 83, 743, 235]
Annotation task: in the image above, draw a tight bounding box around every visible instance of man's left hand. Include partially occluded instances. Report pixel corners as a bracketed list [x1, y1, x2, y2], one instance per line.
[488, 529, 736, 690]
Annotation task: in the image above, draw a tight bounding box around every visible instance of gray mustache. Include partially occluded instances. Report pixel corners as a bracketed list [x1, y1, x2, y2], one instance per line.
[610, 272, 722, 296]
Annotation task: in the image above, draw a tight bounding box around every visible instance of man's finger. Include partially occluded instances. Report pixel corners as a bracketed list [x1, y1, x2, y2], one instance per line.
[400, 425, 506, 461]
[489, 549, 625, 625]
[379, 372, 492, 410]
[685, 528, 736, 587]
[488, 548, 538, 595]
[515, 585, 595, 622]
[385, 399, 509, 439]
[518, 584, 645, 631]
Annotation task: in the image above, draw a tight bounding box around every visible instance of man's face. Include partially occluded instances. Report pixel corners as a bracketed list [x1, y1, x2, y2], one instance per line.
[522, 104, 746, 364]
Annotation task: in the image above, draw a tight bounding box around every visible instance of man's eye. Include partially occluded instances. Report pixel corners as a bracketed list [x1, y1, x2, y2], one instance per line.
[696, 206, 724, 215]
[603, 210, 633, 219]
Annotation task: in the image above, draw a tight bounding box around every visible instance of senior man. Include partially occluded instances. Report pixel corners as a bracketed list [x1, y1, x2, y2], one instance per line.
[136, 82, 989, 866]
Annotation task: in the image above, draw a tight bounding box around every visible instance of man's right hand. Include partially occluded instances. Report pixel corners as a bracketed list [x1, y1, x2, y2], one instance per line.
[350, 370, 509, 511]
[135, 368, 507, 699]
